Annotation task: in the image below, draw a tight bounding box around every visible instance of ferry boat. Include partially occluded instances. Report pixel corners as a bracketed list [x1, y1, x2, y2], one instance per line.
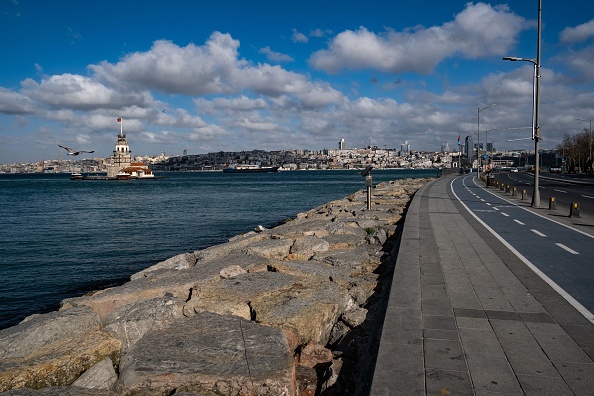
[70, 172, 84, 180]
[223, 164, 279, 173]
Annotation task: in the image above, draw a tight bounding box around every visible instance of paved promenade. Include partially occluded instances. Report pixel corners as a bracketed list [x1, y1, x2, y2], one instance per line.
[369, 174, 594, 395]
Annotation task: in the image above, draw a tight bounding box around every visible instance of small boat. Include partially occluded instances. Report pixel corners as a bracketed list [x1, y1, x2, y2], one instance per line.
[223, 164, 279, 173]
[70, 172, 84, 180]
[116, 172, 133, 180]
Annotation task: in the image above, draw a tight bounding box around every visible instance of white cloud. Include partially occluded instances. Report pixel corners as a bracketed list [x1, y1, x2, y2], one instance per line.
[562, 45, 594, 81]
[20, 74, 148, 109]
[90, 33, 244, 95]
[310, 28, 332, 38]
[0, 87, 37, 114]
[259, 46, 294, 63]
[560, 19, 594, 43]
[211, 95, 268, 111]
[309, 3, 528, 74]
[291, 28, 308, 43]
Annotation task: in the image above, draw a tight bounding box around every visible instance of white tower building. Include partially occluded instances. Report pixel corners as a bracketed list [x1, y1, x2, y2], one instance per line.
[107, 117, 132, 177]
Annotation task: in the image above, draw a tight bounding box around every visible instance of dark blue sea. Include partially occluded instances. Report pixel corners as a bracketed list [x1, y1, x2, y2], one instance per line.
[0, 169, 439, 329]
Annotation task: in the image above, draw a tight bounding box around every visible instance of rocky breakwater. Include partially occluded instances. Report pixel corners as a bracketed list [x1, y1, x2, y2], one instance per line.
[0, 177, 432, 396]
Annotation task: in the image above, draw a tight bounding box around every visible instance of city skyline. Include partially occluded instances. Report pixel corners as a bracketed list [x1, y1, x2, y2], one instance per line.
[1, 1, 593, 163]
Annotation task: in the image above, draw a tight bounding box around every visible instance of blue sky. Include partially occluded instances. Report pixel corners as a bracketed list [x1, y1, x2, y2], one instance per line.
[1, 0, 594, 164]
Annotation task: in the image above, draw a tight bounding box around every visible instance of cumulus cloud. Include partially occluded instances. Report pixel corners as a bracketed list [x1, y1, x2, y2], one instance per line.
[309, 2, 528, 74]
[90, 33, 244, 95]
[20, 74, 149, 109]
[259, 46, 294, 63]
[0, 88, 37, 114]
[560, 18, 594, 43]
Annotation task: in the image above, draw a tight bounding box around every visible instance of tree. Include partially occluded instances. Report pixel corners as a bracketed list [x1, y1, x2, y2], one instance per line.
[556, 129, 591, 172]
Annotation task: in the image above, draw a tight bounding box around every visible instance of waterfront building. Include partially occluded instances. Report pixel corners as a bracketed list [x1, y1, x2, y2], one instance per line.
[107, 118, 132, 178]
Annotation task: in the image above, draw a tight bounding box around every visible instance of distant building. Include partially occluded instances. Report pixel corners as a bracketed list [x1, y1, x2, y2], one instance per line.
[339, 138, 345, 150]
[400, 141, 410, 156]
[465, 136, 474, 159]
[183, 149, 187, 156]
[441, 143, 450, 153]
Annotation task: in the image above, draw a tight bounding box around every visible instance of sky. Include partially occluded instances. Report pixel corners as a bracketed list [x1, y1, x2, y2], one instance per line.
[1, 0, 594, 164]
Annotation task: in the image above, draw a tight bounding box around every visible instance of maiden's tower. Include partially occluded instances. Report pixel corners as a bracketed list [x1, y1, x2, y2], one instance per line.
[107, 117, 132, 178]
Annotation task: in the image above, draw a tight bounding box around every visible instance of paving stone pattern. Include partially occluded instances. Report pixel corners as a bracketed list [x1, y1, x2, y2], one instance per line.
[370, 175, 594, 396]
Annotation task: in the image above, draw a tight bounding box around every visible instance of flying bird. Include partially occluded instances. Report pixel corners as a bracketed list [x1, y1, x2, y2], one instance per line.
[58, 144, 94, 156]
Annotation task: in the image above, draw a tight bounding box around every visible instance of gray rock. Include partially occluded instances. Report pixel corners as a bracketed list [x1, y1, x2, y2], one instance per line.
[0, 307, 120, 392]
[63, 252, 276, 321]
[288, 235, 330, 260]
[342, 307, 368, 328]
[366, 227, 387, 245]
[328, 321, 350, 346]
[312, 246, 370, 268]
[219, 264, 248, 279]
[242, 237, 294, 259]
[103, 294, 184, 354]
[130, 252, 196, 281]
[116, 312, 295, 396]
[0, 387, 113, 395]
[71, 357, 117, 390]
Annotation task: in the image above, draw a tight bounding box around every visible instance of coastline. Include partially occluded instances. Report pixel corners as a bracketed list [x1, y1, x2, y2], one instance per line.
[0, 176, 434, 395]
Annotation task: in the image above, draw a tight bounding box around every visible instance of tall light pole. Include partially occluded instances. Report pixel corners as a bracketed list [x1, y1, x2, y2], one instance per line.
[503, 0, 541, 207]
[477, 104, 496, 179]
[577, 118, 592, 171]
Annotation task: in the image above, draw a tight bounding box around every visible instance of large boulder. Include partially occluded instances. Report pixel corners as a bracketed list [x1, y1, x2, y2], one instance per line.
[183, 271, 351, 346]
[62, 252, 277, 320]
[115, 312, 295, 396]
[103, 293, 185, 354]
[0, 307, 120, 392]
[130, 252, 196, 281]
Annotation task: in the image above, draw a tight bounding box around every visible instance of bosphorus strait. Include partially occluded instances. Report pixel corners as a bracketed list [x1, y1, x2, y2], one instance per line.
[0, 169, 439, 329]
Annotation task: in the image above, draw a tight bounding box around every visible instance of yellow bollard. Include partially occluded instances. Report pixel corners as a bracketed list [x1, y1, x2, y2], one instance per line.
[570, 202, 580, 217]
[549, 197, 556, 210]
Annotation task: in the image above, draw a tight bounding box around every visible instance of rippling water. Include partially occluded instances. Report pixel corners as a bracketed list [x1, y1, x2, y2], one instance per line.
[0, 169, 439, 329]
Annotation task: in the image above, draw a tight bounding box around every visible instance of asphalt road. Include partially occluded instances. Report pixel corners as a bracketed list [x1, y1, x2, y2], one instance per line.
[451, 174, 594, 322]
[494, 171, 594, 220]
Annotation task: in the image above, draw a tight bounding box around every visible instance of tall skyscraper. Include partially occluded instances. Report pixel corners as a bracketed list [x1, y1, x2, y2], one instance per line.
[339, 138, 345, 150]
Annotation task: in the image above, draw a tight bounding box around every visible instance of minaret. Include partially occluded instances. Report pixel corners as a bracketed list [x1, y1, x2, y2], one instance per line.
[107, 117, 132, 177]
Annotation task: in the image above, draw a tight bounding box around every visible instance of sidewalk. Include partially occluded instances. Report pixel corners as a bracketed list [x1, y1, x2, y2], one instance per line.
[369, 174, 594, 395]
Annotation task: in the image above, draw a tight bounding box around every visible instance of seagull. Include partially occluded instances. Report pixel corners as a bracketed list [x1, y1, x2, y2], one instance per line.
[58, 144, 94, 156]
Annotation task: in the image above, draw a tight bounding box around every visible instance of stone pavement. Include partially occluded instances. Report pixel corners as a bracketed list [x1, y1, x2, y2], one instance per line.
[369, 174, 594, 395]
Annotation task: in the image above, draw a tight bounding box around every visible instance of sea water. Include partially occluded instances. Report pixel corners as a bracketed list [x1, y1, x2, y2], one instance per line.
[0, 169, 439, 329]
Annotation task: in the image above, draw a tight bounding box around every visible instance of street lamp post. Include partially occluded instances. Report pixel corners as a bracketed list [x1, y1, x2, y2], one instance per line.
[502, 0, 541, 207]
[577, 118, 592, 171]
[477, 104, 496, 179]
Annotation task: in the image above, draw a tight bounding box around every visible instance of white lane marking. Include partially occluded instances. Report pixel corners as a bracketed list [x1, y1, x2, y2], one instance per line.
[501, 212, 509, 217]
[486, 203, 492, 206]
[531, 229, 547, 237]
[452, 178, 594, 324]
[494, 207, 500, 211]
[582, 195, 594, 199]
[553, 189, 567, 193]
[514, 219, 525, 225]
[556, 243, 579, 255]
